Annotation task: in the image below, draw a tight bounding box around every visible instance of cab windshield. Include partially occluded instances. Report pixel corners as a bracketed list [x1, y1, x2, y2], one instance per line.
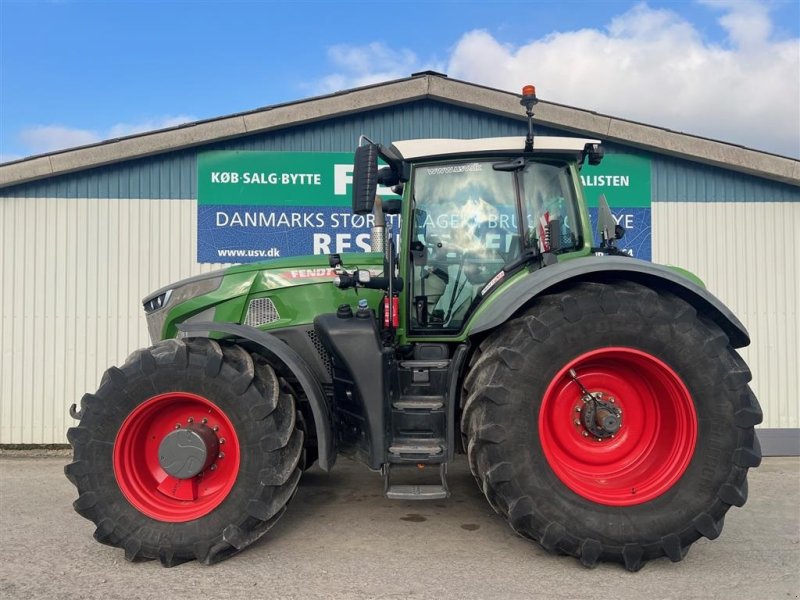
[409, 158, 580, 331]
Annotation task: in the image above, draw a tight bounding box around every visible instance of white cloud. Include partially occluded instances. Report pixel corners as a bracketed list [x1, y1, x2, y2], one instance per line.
[19, 125, 100, 154]
[13, 115, 196, 157]
[316, 42, 443, 93]
[318, 2, 800, 157]
[447, 1, 800, 157]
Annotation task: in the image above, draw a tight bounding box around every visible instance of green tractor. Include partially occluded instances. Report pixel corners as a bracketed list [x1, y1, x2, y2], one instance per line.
[66, 87, 761, 570]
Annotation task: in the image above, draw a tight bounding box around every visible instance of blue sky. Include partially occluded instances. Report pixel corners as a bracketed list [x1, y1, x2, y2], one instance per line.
[1, 0, 798, 161]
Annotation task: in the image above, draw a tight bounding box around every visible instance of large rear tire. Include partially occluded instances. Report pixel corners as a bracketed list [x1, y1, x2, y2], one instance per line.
[65, 338, 303, 566]
[462, 281, 762, 570]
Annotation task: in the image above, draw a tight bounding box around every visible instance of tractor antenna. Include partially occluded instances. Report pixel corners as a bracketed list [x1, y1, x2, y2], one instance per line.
[520, 84, 538, 152]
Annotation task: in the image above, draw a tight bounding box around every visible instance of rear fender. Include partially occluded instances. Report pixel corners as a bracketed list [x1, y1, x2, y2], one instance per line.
[468, 256, 750, 348]
[177, 322, 335, 471]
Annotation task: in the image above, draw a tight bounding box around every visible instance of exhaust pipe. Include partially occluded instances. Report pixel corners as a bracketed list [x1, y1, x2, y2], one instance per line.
[371, 196, 388, 257]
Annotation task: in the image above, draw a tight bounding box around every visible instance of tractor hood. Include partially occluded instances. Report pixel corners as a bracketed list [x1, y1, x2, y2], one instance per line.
[226, 252, 385, 292]
[142, 252, 385, 342]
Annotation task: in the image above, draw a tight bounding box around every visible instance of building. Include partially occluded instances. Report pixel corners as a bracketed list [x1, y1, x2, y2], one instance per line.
[1, 72, 798, 453]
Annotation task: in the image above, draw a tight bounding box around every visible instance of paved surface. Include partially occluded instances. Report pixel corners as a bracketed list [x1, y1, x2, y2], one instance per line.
[0, 455, 798, 600]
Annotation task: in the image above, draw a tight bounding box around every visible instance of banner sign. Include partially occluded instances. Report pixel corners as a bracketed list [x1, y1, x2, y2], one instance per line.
[581, 154, 652, 260]
[197, 151, 400, 262]
[197, 151, 651, 263]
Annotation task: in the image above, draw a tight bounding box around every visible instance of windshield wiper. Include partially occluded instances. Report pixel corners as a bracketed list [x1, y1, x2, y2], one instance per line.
[492, 157, 526, 171]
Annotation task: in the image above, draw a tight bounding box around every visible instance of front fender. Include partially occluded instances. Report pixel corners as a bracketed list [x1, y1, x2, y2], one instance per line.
[177, 322, 336, 471]
[468, 256, 749, 348]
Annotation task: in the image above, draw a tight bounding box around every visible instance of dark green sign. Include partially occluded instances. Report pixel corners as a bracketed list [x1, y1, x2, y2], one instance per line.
[198, 151, 357, 206]
[581, 154, 651, 208]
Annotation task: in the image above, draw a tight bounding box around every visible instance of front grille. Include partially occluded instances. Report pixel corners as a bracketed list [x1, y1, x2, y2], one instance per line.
[244, 297, 280, 327]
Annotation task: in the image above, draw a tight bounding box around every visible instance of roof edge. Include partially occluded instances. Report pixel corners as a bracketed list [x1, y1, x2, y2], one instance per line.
[1, 73, 798, 189]
[0, 76, 430, 189]
[425, 77, 799, 186]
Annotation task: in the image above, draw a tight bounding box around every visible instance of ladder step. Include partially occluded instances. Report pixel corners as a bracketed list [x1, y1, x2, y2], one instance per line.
[399, 360, 449, 369]
[393, 398, 444, 410]
[389, 442, 443, 457]
[386, 485, 448, 500]
[383, 463, 450, 501]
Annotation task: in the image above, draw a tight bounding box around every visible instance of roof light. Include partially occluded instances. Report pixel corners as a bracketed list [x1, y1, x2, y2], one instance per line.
[520, 84, 539, 152]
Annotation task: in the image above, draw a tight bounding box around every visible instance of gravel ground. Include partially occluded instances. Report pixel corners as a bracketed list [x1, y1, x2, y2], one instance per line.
[0, 454, 798, 600]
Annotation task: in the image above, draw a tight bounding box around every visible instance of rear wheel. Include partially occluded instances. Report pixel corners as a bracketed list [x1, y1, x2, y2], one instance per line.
[462, 281, 762, 570]
[65, 338, 303, 566]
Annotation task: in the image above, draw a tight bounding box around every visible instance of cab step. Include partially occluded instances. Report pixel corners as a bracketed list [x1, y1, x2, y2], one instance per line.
[383, 463, 449, 501]
[388, 441, 443, 459]
[393, 397, 444, 411]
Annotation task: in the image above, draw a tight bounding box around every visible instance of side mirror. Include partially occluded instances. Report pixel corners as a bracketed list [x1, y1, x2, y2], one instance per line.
[352, 144, 378, 215]
[597, 194, 623, 245]
[583, 143, 604, 166]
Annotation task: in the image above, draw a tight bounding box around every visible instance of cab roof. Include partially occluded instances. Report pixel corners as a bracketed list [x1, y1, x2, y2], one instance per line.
[389, 136, 600, 161]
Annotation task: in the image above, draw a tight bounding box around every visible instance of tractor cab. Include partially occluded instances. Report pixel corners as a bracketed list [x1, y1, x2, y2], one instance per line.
[347, 88, 605, 337]
[389, 136, 603, 332]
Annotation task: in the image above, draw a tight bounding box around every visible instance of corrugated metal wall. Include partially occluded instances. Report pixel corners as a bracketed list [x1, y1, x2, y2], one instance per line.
[650, 154, 800, 430]
[0, 198, 218, 443]
[1, 99, 798, 443]
[652, 202, 800, 429]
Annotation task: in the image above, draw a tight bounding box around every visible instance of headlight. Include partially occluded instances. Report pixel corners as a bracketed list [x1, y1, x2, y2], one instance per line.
[143, 289, 172, 313]
[142, 274, 223, 343]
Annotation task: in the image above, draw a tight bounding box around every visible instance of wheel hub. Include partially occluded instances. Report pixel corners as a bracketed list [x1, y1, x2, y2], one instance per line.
[579, 392, 622, 440]
[158, 424, 220, 479]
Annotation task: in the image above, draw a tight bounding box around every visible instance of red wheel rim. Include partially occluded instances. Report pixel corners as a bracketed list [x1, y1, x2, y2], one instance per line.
[113, 392, 240, 522]
[539, 347, 697, 506]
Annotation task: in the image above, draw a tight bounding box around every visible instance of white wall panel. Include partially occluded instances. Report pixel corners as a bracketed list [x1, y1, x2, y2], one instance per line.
[653, 202, 799, 429]
[0, 198, 219, 444]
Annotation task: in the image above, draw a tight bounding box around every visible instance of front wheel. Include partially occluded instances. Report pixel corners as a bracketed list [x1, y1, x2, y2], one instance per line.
[462, 281, 762, 570]
[65, 338, 303, 566]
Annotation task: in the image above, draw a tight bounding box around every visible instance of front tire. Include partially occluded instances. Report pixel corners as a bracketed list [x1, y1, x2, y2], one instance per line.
[65, 338, 303, 566]
[462, 281, 762, 570]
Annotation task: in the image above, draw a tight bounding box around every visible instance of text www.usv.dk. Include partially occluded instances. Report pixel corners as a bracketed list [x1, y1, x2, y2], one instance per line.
[217, 248, 281, 258]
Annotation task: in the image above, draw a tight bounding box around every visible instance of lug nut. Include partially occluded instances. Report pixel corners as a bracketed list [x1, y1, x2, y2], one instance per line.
[209, 464, 217, 471]
[582, 431, 589, 437]
[218, 452, 225, 459]
[219, 438, 225, 445]
[573, 419, 581, 426]
[575, 406, 581, 412]
[174, 423, 181, 429]
[212, 426, 219, 432]
[187, 417, 194, 424]
[596, 438, 603, 442]
[201, 418, 208, 424]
